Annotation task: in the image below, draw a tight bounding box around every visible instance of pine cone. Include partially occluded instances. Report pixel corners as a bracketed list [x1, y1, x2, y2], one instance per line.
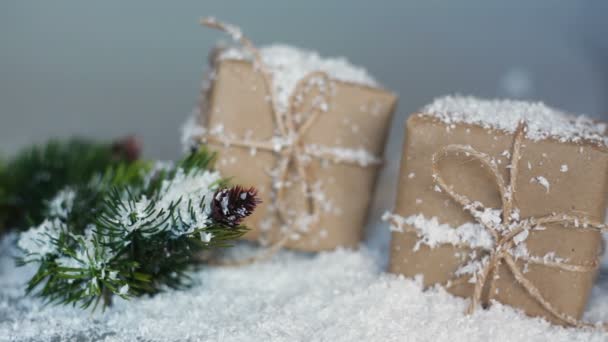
[111, 135, 142, 162]
[211, 186, 261, 227]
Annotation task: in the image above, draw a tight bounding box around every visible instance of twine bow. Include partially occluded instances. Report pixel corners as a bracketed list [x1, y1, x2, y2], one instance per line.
[390, 121, 608, 329]
[200, 18, 382, 264]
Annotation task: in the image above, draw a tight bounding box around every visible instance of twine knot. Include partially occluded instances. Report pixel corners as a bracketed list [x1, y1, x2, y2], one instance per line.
[427, 121, 607, 328]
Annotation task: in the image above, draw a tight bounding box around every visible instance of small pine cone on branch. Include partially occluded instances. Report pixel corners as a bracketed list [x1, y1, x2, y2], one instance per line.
[111, 135, 142, 162]
[211, 186, 261, 227]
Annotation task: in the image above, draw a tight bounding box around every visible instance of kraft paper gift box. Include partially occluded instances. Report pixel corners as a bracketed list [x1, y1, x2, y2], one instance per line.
[184, 19, 397, 252]
[385, 95, 608, 326]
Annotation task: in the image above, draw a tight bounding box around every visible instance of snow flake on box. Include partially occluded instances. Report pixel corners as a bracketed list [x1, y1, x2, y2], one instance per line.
[422, 95, 608, 146]
[303, 144, 382, 167]
[218, 44, 378, 114]
[181, 109, 207, 153]
[530, 176, 550, 193]
[383, 213, 494, 251]
[384, 212, 573, 283]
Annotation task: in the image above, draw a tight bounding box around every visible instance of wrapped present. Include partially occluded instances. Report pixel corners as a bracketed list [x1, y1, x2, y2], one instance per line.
[385, 95, 608, 327]
[183, 18, 397, 252]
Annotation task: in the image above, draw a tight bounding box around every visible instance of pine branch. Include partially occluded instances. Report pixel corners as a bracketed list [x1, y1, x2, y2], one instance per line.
[0, 137, 140, 231]
[16, 147, 258, 309]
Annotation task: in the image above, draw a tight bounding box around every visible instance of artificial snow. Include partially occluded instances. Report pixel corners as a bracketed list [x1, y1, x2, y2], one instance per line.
[47, 188, 76, 219]
[111, 195, 155, 234]
[422, 96, 608, 146]
[383, 212, 494, 251]
[180, 109, 206, 153]
[16, 218, 65, 260]
[303, 144, 382, 167]
[530, 176, 551, 193]
[219, 45, 379, 114]
[1, 236, 608, 341]
[156, 168, 222, 236]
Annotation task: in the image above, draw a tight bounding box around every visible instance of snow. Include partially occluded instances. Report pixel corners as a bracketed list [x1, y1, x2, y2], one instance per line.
[383, 213, 494, 250]
[111, 195, 155, 234]
[2, 233, 608, 341]
[200, 231, 213, 243]
[530, 176, 551, 193]
[156, 168, 222, 236]
[180, 109, 206, 153]
[16, 218, 65, 260]
[303, 144, 382, 167]
[118, 284, 129, 296]
[422, 96, 608, 146]
[47, 188, 76, 219]
[219, 45, 379, 114]
[55, 227, 112, 272]
[512, 229, 529, 245]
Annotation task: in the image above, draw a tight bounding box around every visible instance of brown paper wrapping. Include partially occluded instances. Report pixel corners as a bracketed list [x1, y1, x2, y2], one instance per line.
[197, 58, 397, 251]
[389, 114, 608, 325]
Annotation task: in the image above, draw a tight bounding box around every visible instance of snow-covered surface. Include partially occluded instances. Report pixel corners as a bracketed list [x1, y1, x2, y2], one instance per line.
[2, 234, 608, 341]
[422, 96, 608, 146]
[219, 45, 379, 113]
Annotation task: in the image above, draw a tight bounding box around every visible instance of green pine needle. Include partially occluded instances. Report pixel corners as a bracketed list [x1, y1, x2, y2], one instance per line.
[0, 138, 136, 231]
[14, 145, 251, 310]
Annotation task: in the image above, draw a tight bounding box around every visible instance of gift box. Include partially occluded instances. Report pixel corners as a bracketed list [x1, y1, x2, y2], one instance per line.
[385, 95, 608, 326]
[185, 19, 397, 252]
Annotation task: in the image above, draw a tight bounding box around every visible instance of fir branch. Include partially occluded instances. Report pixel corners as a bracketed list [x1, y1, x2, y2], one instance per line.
[0, 137, 141, 231]
[16, 148, 258, 309]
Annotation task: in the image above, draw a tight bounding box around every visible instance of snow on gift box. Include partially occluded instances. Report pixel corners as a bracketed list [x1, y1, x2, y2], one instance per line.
[183, 18, 397, 253]
[384, 95, 608, 328]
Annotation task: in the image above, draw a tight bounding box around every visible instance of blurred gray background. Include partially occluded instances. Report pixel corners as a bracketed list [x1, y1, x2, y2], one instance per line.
[1, 1, 607, 248]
